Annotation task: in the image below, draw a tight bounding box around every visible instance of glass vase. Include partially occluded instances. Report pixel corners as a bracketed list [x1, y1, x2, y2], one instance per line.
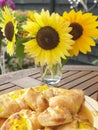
[41, 62, 62, 85]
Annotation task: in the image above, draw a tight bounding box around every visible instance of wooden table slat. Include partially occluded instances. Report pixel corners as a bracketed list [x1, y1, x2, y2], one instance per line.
[59, 71, 92, 85]
[11, 77, 42, 88]
[30, 73, 41, 79]
[59, 71, 98, 89]
[0, 83, 15, 91]
[63, 65, 98, 70]
[0, 65, 98, 101]
[84, 82, 98, 95]
[62, 71, 78, 78]
[0, 68, 40, 85]
[36, 71, 92, 83]
[91, 92, 98, 100]
[0, 86, 21, 95]
[74, 76, 98, 89]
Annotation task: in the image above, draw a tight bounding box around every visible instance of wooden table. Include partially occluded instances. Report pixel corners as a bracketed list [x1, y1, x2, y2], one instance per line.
[0, 65, 98, 101]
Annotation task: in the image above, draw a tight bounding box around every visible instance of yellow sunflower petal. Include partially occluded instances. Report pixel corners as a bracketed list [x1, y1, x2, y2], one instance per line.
[23, 21, 40, 37]
[7, 41, 14, 56]
[62, 9, 98, 56]
[24, 9, 74, 66]
[0, 6, 17, 56]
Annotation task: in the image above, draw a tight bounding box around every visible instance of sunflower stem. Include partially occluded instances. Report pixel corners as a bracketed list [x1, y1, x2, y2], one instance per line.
[42, 66, 49, 79]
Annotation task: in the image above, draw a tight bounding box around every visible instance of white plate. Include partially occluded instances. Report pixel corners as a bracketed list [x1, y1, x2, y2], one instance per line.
[85, 96, 98, 129]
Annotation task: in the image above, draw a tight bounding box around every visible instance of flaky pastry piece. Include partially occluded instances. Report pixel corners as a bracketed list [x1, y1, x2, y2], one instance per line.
[43, 117, 97, 130]
[38, 106, 72, 126]
[0, 94, 21, 118]
[44, 126, 57, 130]
[49, 89, 84, 114]
[8, 88, 30, 109]
[1, 109, 43, 130]
[0, 118, 6, 127]
[0, 88, 31, 118]
[23, 88, 49, 112]
[0, 87, 49, 118]
[57, 118, 97, 130]
[42, 87, 69, 99]
[38, 89, 84, 127]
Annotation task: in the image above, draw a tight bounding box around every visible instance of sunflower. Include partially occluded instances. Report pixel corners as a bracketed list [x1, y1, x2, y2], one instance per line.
[27, 11, 36, 22]
[0, 6, 18, 56]
[23, 9, 74, 67]
[63, 10, 98, 56]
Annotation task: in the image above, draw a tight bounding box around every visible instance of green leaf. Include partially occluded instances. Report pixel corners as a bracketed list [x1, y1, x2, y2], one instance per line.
[92, 59, 98, 65]
[16, 37, 29, 67]
[61, 57, 70, 67]
[17, 57, 23, 68]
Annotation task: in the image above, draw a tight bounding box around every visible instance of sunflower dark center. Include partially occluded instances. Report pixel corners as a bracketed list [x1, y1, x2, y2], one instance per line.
[5, 21, 14, 41]
[70, 22, 83, 40]
[36, 26, 59, 50]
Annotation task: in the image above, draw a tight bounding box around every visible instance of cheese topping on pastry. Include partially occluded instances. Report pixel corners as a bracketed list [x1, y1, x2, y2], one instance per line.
[8, 114, 29, 130]
[0, 110, 33, 130]
[8, 89, 25, 100]
[34, 84, 49, 92]
[0, 108, 3, 113]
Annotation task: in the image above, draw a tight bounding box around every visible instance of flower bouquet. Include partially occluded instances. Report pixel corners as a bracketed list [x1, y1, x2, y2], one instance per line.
[22, 9, 98, 84]
[0, 4, 98, 84]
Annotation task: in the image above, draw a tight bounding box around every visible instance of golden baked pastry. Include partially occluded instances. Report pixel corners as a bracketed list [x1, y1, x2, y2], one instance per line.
[0, 84, 97, 130]
[38, 89, 84, 126]
[57, 118, 96, 130]
[23, 88, 49, 111]
[0, 109, 42, 130]
[0, 118, 6, 127]
[38, 106, 72, 126]
[0, 87, 48, 118]
[0, 94, 21, 118]
[42, 87, 69, 98]
[49, 89, 84, 114]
